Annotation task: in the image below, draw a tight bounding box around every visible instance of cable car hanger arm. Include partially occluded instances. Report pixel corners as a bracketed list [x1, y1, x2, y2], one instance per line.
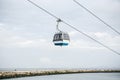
[56, 19, 62, 32]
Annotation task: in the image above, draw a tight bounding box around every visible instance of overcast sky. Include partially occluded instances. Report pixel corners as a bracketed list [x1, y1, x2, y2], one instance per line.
[0, 0, 120, 69]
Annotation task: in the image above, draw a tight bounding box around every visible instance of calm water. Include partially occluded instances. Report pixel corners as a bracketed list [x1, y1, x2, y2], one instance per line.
[2, 73, 120, 80]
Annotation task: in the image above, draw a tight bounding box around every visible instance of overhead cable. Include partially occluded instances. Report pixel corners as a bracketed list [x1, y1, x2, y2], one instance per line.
[73, 0, 120, 35]
[27, 0, 120, 55]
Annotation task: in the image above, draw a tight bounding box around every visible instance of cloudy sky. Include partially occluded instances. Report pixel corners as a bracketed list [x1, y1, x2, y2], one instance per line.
[0, 0, 120, 69]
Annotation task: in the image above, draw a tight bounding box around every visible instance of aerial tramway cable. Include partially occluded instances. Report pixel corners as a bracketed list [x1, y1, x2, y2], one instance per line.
[73, 0, 120, 35]
[27, 0, 120, 55]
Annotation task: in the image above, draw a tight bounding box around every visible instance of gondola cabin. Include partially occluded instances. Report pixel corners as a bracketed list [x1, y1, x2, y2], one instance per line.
[53, 32, 70, 46]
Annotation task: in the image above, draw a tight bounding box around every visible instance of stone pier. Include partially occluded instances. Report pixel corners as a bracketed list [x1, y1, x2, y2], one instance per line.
[0, 69, 120, 79]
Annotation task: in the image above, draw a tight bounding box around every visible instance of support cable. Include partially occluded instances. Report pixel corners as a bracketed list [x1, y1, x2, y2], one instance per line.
[27, 0, 59, 19]
[73, 0, 120, 35]
[27, 0, 120, 55]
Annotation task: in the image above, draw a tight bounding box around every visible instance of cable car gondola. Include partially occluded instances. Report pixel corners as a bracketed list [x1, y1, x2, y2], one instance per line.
[53, 19, 70, 46]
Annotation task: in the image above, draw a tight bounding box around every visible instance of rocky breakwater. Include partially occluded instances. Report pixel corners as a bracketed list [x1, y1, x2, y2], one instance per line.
[0, 69, 120, 79]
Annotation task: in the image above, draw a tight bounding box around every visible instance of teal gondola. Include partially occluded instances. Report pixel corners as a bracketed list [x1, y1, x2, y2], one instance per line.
[53, 19, 70, 46]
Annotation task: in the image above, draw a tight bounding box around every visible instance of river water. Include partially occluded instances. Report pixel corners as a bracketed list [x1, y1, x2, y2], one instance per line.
[2, 73, 120, 80]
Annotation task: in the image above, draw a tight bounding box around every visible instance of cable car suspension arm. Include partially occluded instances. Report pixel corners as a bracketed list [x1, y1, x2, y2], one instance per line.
[56, 19, 62, 32]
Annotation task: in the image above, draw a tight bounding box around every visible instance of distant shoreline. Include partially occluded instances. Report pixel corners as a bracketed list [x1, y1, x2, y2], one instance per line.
[0, 70, 120, 79]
